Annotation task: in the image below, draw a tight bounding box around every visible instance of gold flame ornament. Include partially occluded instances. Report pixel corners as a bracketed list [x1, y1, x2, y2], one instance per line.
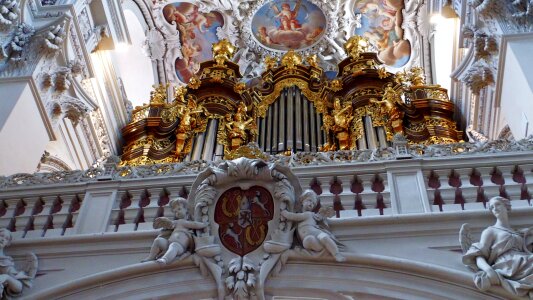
[212, 39, 236, 66]
[344, 35, 371, 60]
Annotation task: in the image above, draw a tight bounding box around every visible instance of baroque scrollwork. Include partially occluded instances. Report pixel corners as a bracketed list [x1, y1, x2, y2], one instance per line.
[1, 23, 35, 61]
[175, 157, 345, 299]
[0, 0, 19, 26]
[42, 20, 66, 52]
[5, 137, 533, 188]
[461, 60, 495, 95]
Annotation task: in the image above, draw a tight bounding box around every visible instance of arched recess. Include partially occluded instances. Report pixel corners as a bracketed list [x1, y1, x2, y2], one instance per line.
[31, 254, 509, 300]
[111, 0, 158, 108]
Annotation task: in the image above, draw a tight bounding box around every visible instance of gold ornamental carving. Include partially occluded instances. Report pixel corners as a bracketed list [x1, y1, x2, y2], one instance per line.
[396, 66, 426, 87]
[212, 39, 236, 67]
[224, 144, 269, 160]
[329, 79, 343, 92]
[331, 98, 354, 150]
[150, 83, 169, 104]
[344, 35, 371, 60]
[263, 55, 278, 70]
[234, 82, 247, 94]
[219, 102, 257, 156]
[322, 98, 355, 151]
[131, 105, 150, 122]
[174, 98, 210, 159]
[120, 38, 462, 166]
[306, 54, 320, 69]
[377, 67, 390, 79]
[281, 50, 303, 70]
[256, 78, 326, 117]
[188, 75, 201, 89]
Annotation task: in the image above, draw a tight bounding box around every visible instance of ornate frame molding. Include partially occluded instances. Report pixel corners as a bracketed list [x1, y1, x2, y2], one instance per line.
[239, 0, 339, 59]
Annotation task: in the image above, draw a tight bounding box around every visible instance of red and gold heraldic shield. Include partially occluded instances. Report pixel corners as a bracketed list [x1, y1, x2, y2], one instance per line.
[215, 186, 274, 256]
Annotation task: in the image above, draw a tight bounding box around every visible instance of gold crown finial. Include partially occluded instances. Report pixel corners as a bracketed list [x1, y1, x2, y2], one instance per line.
[149, 83, 169, 104]
[212, 39, 236, 66]
[281, 50, 302, 70]
[344, 35, 371, 60]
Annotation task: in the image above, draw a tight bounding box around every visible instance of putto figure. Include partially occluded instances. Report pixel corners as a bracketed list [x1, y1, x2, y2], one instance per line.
[142, 197, 207, 264]
[281, 190, 346, 262]
[0, 228, 38, 298]
[225, 102, 256, 151]
[460, 196, 533, 299]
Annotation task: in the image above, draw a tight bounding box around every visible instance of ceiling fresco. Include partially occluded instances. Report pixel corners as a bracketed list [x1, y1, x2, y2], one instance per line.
[251, 0, 327, 51]
[353, 0, 411, 67]
[162, 2, 224, 82]
[147, 0, 426, 85]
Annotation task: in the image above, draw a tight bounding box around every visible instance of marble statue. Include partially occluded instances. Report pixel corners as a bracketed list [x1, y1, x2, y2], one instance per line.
[0, 229, 38, 299]
[142, 197, 207, 264]
[460, 196, 533, 299]
[281, 190, 346, 262]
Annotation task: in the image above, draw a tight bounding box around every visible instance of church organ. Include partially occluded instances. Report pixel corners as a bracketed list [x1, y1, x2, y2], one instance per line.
[120, 37, 463, 166]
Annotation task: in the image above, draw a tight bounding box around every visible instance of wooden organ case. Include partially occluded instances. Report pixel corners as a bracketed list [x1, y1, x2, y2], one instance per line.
[120, 37, 463, 166]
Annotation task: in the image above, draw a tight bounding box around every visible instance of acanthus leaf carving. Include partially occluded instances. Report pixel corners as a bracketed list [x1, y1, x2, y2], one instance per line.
[1, 23, 35, 62]
[0, 0, 19, 27]
[142, 27, 165, 60]
[461, 59, 495, 95]
[42, 20, 66, 52]
[58, 95, 90, 126]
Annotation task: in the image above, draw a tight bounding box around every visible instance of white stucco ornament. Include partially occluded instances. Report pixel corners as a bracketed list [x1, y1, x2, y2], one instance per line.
[139, 157, 346, 300]
[460, 196, 533, 299]
[141, 197, 207, 264]
[0, 228, 38, 299]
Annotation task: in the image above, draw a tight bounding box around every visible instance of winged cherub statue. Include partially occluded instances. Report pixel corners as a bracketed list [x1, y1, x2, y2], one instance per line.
[142, 197, 207, 264]
[281, 190, 346, 262]
[459, 196, 533, 298]
[0, 228, 38, 298]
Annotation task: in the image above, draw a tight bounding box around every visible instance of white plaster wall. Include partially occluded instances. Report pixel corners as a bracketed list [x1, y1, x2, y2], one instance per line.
[0, 81, 51, 175]
[499, 39, 533, 139]
[110, 9, 156, 108]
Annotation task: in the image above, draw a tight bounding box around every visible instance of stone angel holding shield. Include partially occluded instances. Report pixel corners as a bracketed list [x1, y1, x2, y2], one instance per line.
[459, 196, 533, 299]
[142, 197, 207, 265]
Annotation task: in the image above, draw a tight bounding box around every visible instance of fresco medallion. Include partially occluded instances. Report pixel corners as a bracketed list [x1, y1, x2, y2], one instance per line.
[162, 3, 224, 83]
[354, 0, 411, 67]
[251, 0, 327, 51]
[215, 186, 274, 256]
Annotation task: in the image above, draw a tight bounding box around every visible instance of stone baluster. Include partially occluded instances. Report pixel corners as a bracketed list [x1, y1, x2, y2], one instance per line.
[26, 195, 57, 238]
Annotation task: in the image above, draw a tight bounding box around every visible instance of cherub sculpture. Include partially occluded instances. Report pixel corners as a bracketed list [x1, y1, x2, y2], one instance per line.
[0, 228, 38, 298]
[142, 197, 207, 265]
[175, 98, 209, 158]
[371, 84, 404, 134]
[329, 98, 354, 150]
[281, 190, 346, 262]
[225, 102, 256, 151]
[460, 196, 533, 298]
